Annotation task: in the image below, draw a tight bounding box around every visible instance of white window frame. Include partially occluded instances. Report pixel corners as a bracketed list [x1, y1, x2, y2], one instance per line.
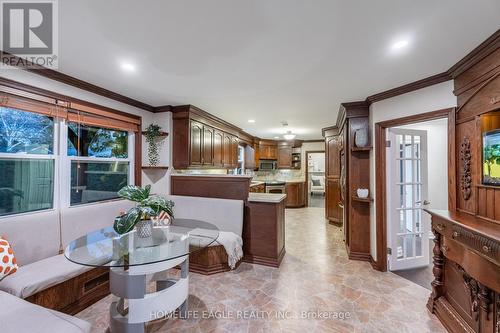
[0, 107, 137, 218]
[60, 120, 135, 208]
[0, 109, 59, 218]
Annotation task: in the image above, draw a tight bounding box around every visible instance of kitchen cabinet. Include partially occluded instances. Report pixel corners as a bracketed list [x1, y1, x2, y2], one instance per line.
[202, 126, 214, 165]
[190, 120, 204, 166]
[244, 145, 256, 170]
[213, 130, 224, 167]
[172, 105, 240, 169]
[231, 136, 239, 168]
[277, 145, 292, 168]
[258, 140, 278, 160]
[249, 183, 265, 193]
[285, 182, 306, 208]
[324, 132, 342, 225]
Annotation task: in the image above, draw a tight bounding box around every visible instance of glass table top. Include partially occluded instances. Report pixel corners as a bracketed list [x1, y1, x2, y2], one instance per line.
[64, 218, 219, 268]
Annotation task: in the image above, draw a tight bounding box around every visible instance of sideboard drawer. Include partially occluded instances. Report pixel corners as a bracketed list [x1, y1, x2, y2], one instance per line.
[442, 236, 500, 292]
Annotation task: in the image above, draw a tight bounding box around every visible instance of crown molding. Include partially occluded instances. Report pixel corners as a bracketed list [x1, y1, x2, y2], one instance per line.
[447, 28, 500, 78]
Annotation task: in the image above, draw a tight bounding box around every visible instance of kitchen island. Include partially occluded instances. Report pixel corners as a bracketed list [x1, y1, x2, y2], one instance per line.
[243, 193, 287, 267]
[170, 174, 287, 267]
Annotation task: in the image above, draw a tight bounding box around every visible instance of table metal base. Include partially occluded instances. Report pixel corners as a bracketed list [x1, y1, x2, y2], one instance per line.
[109, 256, 189, 333]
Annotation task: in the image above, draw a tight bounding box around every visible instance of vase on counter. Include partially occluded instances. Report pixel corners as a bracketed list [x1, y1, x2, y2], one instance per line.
[354, 128, 368, 147]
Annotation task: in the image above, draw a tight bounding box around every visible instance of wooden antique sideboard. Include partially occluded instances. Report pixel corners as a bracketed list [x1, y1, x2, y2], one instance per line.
[426, 209, 500, 333]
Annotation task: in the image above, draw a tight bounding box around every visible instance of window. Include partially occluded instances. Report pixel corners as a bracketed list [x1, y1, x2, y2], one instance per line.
[0, 107, 55, 216]
[0, 92, 139, 217]
[64, 121, 133, 206]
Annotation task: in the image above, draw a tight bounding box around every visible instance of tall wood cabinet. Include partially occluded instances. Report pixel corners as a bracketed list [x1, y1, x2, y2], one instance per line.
[323, 102, 371, 261]
[172, 105, 239, 169]
[323, 127, 342, 226]
[425, 39, 500, 333]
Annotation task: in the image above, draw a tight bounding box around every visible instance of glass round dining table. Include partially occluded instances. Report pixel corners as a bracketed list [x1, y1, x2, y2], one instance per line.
[64, 218, 219, 333]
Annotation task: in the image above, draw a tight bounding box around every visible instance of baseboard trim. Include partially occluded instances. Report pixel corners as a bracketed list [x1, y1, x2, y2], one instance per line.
[243, 247, 286, 268]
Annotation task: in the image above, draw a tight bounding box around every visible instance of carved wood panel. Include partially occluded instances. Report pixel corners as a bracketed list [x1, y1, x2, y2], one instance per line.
[460, 136, 472, 201]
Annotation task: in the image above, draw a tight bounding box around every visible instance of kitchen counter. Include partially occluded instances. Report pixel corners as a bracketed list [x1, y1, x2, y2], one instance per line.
[284, 179, 306, 184]
[172, 174, 252, 178]
[249, 181, 265, 187]
[248, 193, 286, 203]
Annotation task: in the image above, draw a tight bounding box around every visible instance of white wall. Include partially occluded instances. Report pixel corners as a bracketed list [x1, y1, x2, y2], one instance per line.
[369, 80, 456, 259]
[308, 152, 325, 172]
[0, 69, 172, 262]
[395, 118, 448, 211]
[301, 141, 325, 170]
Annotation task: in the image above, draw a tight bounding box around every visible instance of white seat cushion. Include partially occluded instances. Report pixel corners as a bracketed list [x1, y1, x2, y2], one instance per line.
[0, 290, 91, 333]
[0, 254, 92, 298]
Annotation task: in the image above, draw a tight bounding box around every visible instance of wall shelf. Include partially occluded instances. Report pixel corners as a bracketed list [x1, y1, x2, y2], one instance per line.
[141, 131, 169, 137]
[351, 196, 373, 203]
[141, 166, 169, 170]
[351, 146, 372, 152]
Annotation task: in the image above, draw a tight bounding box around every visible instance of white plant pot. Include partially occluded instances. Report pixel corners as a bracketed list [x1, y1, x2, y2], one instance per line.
[136, 219, 153, 238]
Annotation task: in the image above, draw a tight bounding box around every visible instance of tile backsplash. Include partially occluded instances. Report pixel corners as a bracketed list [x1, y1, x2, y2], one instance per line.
[252, 169, 304, 182]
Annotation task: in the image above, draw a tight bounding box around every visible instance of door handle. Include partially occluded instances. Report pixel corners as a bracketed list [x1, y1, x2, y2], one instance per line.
[415, 200, 431, 205]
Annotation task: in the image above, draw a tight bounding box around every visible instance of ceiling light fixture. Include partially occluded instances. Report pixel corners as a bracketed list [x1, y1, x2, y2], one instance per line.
[391, 39, 409, 51]
[274, 136, 279, 139]
[283, 131, 296, 140]
[248, 119, 255, 123]
[120, 61, 136, 72]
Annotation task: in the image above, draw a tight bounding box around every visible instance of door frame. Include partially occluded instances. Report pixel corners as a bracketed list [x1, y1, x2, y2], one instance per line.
[304, 150, 325, 207]
[374, 108, 456, 272]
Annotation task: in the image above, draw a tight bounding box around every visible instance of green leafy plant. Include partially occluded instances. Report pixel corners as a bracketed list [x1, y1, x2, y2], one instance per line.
[144, 124, 163, 166]
[113, 185, 174, 234]
[484, 144, 500, 177]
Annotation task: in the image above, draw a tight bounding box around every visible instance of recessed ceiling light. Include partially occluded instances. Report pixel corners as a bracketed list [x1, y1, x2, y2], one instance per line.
[248, 119, 255, 123]
[391, 40, 409, 50]
[274, 136, 279, 139]
[120, 61, 136, 72]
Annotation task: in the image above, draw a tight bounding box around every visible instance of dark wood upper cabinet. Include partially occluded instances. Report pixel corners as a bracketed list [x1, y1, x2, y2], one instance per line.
[258, 140, 278, 160]
[172, 105, 240, 169]
[213, 130, 224, 167]
[245, 145, 256, 170]
[202, 126, 214, 165]
[277, 145, 292, 168]
[231, 136, 239, 168]
[190, 120, 203, 166]
[223, 133, 232, 167]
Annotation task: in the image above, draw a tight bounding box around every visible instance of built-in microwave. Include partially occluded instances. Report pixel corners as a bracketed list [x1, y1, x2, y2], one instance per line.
[259, 160, 277, 170]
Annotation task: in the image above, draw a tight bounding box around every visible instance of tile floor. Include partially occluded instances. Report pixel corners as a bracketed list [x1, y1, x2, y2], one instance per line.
[76, 207, 446, 333]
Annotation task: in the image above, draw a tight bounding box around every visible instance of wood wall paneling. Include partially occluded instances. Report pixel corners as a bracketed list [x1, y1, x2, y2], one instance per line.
[171, 175, 250, 200]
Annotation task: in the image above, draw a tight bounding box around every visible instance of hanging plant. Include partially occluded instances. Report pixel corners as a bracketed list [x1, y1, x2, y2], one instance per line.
[144, 124, 162, 166]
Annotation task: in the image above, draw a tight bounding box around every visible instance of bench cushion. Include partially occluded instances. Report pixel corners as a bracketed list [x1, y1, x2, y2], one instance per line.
[0, 254, 91, 298]
[0, 290, 91, 333]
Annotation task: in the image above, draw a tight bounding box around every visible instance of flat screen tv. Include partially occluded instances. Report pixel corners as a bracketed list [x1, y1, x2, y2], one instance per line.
[483, 129, 500, 185]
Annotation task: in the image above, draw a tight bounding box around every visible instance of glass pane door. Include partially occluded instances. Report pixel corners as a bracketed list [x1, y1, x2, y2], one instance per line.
[387, 129, 430, 270]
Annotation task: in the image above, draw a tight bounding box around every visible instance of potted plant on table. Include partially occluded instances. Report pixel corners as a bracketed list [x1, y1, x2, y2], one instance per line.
[114, 185, 174, 238]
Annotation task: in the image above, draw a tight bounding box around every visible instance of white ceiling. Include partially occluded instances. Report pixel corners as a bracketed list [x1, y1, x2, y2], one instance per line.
[58, 0, 500, 139]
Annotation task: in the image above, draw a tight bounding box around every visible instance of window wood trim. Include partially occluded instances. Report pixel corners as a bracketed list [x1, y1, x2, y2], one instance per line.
[67, 111, 139, 132]
[0, 92, 67, 118]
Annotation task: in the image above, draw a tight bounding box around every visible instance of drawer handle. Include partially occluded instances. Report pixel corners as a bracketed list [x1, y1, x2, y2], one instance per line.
[436, 223, 445, 231]
[482, 245, 491, 253]
[452, 231, 460, 239]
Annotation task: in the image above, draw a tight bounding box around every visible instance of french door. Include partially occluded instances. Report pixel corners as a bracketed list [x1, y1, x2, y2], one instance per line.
[387, 128, 430, 270]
